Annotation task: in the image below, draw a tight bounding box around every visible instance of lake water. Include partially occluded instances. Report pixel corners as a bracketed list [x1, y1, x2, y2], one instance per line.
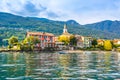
[0, 51, 120, 80]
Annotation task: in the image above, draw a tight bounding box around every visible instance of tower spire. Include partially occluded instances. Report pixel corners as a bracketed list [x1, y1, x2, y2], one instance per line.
[64, 24, 67, 29]
[63, 24, 68, 34]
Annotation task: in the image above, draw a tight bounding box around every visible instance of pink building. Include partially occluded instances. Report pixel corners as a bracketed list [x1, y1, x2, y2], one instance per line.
[26, 32, 55, 49]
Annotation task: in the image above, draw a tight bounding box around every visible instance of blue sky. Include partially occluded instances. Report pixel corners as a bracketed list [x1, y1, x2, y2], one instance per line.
[0, 0, 120, 24]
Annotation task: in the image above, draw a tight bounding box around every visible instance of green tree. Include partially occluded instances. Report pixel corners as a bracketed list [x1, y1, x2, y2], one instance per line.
[70, 35, 77, 46]
[20, 36, 40, 51]
[104, 40, 112, 51]
[23, 36, 40, 44]
[8, 36, 18, 48]
[34, 37, 40, 45]
[92, 39, 98, 47]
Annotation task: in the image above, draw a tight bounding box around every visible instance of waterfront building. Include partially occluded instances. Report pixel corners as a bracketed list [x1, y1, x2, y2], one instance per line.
[97, 39, 104, 46]
[75, 35, 92, 48]
[113, 39, 120, 45]
[83, 37, 92, 47]
[56, 24, 73, 49]
[55, 36, 65, 50]
[58, 24, 73, 44]
[59, 24, 73, 41]
[26, 32, 55, 49]
[75, 35, 84, 48]
[58, 24, 92, 48]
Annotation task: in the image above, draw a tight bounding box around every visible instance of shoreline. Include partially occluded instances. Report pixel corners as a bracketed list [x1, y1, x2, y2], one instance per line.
[0, 48, 120, 53]
[0, 49, 119, 53]
[0, 49, 54, 52]
[60, 50, 120, 53]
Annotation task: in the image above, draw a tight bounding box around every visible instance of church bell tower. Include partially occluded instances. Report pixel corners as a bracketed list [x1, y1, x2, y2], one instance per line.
[63, 24, 68, 34]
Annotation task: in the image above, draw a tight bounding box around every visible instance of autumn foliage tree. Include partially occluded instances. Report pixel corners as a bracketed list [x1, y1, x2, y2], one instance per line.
[104, 40, 112, 51]
[58, 35, 70, 45]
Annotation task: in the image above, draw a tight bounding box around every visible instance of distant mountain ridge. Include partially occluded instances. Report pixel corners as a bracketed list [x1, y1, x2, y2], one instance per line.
[85, 20, 120, 35]
[0, 12, 120, 43]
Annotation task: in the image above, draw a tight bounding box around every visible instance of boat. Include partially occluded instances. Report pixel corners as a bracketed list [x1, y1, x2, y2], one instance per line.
[58, 51, 68, 54]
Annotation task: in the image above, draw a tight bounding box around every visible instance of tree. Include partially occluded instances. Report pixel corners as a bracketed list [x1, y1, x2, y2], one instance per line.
[8, 36, 18, 48]
[23, 36, 40, 45]
[70, 35, 77, 46]
[58, 35, 70, 45]
[34, 37, 40, 45]
[20, 36, 40, 51]
[104, 40, 112, 51]
[91, 39, 98, 47]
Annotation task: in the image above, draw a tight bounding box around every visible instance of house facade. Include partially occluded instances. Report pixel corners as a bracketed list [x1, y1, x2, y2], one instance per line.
[26, 32, 55, 49]
[55, 24, 73, 50]
[97, 39, 104, 46]
[113, 39, 120, 45]
[75, 35, 84, 48]
[75, 35, 92, 48]
[54, 36, 65, 50]
[83, 37, 92, 48]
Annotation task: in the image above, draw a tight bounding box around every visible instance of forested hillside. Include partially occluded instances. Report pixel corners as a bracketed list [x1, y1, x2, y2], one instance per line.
[85, 20, 120, 35]
[0, 12, 120, 46]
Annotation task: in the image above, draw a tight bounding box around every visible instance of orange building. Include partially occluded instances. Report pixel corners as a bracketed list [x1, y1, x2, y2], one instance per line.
[97, 39, 104, 45]
[26, 32, 55, 49]
[113, 39, 120, 45]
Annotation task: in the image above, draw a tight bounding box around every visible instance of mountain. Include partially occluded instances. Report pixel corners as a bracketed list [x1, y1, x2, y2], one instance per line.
[0, 12, 120, 46]
[85, 20, 120, 35]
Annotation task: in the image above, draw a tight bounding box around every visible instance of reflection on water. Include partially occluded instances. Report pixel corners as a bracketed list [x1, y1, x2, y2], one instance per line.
[0, 51, 120, 80]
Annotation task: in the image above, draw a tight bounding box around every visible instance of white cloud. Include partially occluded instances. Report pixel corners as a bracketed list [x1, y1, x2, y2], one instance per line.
[0, 0, 120, 24]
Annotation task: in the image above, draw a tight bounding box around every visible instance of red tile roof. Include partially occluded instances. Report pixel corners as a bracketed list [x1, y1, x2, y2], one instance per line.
[27, 32, 54, 36]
